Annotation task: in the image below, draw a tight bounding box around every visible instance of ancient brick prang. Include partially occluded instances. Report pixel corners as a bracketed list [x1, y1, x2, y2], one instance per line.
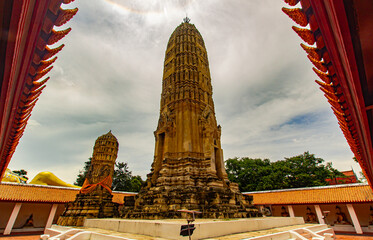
[57, 131, 119, 226]
[122, 19, 259, 219]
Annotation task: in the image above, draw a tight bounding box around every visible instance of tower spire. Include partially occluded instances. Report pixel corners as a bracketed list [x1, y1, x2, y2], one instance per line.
[183, 14, 190, 23]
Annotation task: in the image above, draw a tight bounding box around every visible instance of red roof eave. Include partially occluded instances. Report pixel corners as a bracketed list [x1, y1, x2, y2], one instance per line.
[0, 0, 78, 178]
[309, 0, 373, 186]
[282, 0, 373, 189]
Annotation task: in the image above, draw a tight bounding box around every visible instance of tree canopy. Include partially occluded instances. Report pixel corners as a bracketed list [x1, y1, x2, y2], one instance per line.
[75, 158, 92, 186]
[112, 162, 144, 192]
[225, 152, 342, 192]
[75, 159, 143, 192]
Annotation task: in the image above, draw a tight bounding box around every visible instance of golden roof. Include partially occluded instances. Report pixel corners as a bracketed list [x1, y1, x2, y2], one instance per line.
[0, 182, 135, 204]
[245, 184, 373, 205]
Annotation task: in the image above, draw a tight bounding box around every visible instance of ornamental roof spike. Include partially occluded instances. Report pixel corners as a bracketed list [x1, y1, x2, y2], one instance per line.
[328, 99, 343, 112]
[338, 123, 350, 133]
[282, 7, 308, 27]
[55, 8, 78, 27]
[11, 124, 26, 134]
[12, 133, 24, 142]
[18, 109, 32, 119]
[32, 77, 50, 91]
[22, 99, 39, 111]
[315, 79, 333, 92]
[15, 123, 27, 133]
[307, 55, 327, 72]
[34, 66, 53, 81]
[10, 127, 21, 135]
[17, 105, 31, 116]
[312, 67, 331, 84]
[22, 97, 38, 109]
[37, 57, 57, 72]
[47, 28, 71, 45]
[43, 44, 64, 60]
[30, 85, 46, 95]
[292, 26, 315, 45]
[17, 112, 31, 122]
[340, 125, 352, 136]
[300, 43, 321, 61]
[328, 105, 349, 119]
[17, 125, 27, 134]
[22, 95, 39, 105]
[332, 106, 345, 117]
[284, 0, 300, 6]
[325, 94, 339, 104]
[319, 86, 335, 96]
[320, 88, 338, 101]
[17, 114, 32, 125]
[23, 104, 37, 117]
[26, 91, 42, 102]
[345, 136, 355, 147]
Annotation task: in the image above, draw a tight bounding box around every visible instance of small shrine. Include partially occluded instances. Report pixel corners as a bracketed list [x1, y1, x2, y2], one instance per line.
[57, 131, 119, 226]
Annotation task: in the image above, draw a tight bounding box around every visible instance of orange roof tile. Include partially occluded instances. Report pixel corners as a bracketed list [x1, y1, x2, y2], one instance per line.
[0, 182, 136, 204]
[245, 183, 373, 205]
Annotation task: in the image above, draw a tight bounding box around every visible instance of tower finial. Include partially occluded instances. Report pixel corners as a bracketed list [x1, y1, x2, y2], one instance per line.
[183, 14, 190, 23]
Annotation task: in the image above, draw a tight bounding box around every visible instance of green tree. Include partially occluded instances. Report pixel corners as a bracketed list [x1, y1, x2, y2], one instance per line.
[74, 158, 92, 186]
[130, 175, 144, 192]
[112, 162, 132, 191]
[225, 157, 271, 192]
[225, 152, 342, 192]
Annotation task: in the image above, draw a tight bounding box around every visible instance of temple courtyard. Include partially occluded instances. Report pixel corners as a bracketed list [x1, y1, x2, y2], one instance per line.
[1, 0, 373, 239]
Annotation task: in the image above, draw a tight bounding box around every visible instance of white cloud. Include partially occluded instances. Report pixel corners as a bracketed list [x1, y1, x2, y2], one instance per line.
[8, 0, 361, 184]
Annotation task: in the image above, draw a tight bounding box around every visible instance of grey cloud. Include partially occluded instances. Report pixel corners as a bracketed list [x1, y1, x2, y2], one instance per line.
[9, 0, 361, 184]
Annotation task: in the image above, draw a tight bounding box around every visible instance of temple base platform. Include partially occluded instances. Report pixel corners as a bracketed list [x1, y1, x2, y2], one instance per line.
[122, 185, 260, 219]
[79, 217, 304, 239]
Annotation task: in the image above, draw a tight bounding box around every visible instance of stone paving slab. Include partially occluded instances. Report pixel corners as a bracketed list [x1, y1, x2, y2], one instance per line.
[335, 234, 373, 240]
[0, 234, 40, 240]
[203, 224, 313, 240]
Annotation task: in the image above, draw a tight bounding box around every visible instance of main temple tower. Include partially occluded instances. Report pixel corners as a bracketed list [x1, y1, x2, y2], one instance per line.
[123, 18, 258, 219]
[151, 17, 227, 190]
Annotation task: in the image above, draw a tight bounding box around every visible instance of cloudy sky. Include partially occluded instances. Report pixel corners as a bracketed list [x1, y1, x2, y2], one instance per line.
[9, 0, 361, 184]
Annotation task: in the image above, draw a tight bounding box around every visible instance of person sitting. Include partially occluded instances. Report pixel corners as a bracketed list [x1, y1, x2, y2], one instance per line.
[335, 206, 350, 224]
[305, 207, 317, 223]
[281, 206, 290, 217]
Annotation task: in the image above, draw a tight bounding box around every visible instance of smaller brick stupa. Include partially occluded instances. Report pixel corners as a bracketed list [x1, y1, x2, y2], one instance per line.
[57, 131, 119, 226]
